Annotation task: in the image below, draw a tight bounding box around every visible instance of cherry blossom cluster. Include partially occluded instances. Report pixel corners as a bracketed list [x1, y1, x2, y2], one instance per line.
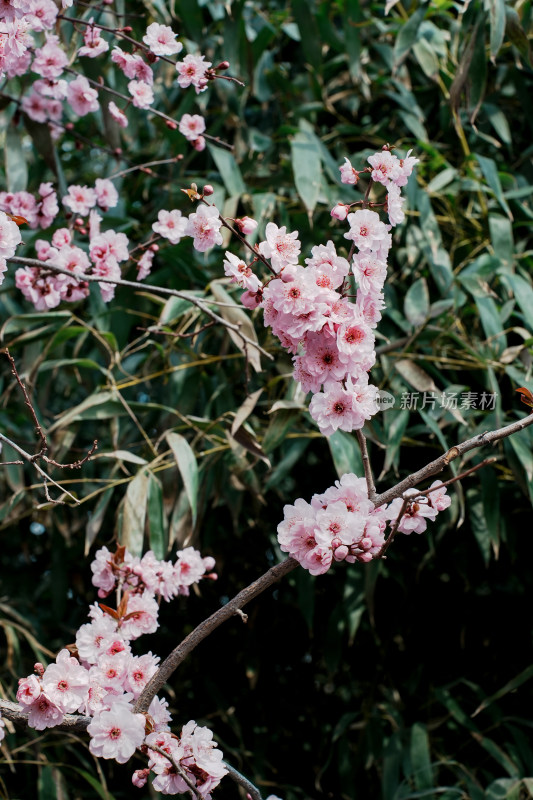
[220, 148, 418, 436]
[0, 183, 59, 230]
[13, 543, 226, 796]
[0, 3, 221, 153]
[90, 543, 216, 600]
[277, 473, 450, 575]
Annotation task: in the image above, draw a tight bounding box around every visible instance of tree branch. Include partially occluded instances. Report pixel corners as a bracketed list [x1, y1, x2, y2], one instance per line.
[7, 256, 273, 362]
[373, 413, 533, 508]
[134, 557, 298, 712]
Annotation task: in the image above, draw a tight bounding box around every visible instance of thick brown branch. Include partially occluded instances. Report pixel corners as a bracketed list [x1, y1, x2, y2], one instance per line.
[134, 557, 299, 712]
[374, 413, 533, 508]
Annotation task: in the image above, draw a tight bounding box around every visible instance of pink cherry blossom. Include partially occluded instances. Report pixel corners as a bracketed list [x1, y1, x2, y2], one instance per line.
[143, 22, 183, 56]
[108, 100, 128, 128]
[94, 178, 118, 210]
[176, 53, 211, 92]
[87, 703, 146, 764]
[178, 113, 206, 141]
[223, 251, 261, 292]
[0, 209, 22, 258]
[386, 182, 405, 226]
[152, 209, 188, 244]
[428, 481, 451, 512]
[41, 649, 89, 713]
[258, 222, 301, 272]
[62, 185, 97, 216]
[339, 157, 358, 185]
[186, 204, 223, 252]
[77, 18, 109, 58]
[66, 75, 100, 116]
[137, 249, 154, 280]
[26, 693, 64, 730]
[367, 150, 401, 185]
[128, 79, 154, 109]
[344, 208, 390, 253]
[16, 674, 42, 706]
[385, 489, 438, 534]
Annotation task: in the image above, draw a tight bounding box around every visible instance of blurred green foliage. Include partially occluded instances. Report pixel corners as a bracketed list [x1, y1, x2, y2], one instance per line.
[1, 1, 533, 798]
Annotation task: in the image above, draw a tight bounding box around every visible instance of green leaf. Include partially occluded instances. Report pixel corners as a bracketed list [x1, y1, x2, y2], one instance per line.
[344, 0, 362, 79]
[467, 488, 491, 565]
[410, 723, 433, 791]
[292, 0, 322, 69]
[488, 0, 506, 60]
[85, 487, 114, 555]
[290, 128, 323, 215]
[210, 282, 262, 372]
[488, 214, 514, 268]
[498, 273, 533, 331]
[476, 154, 513, 219]
[404, 277, 430, 327]
[165, 432, 199, 526]
[6, 124, 28, 192]
[38, 766, 57, 800]
[147, 473, 166, 559]
[207, 145, 246, 196]
[327, 430, 363, 480]
[485, 779, 522, 800]
[473, 664, 533, 717]
[121, 468, 149, 557]
[505, 7, 532, 66]
[393, 4, 428, 67]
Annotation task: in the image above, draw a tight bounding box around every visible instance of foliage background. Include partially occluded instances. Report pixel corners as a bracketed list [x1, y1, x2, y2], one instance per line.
[1, 1, 533, 798]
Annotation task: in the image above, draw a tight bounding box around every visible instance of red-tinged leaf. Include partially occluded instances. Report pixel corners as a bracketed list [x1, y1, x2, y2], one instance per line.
[7, 214, 28, 226]
[515, 387, 533, 408]
[99, 603, 119, 620]
[117, 590, 129, 619]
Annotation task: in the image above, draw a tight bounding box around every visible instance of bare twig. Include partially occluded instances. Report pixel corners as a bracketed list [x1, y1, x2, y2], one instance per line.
[356, 429, 377, 503]
[224, 762, 263, 800]
[4, 349, 47, 454]
[134, 557, 298, 712]
[0, 432, 79, 505]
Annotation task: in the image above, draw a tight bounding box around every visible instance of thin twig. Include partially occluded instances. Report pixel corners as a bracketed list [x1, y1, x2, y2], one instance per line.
[7, 256, 273, 362]
[224, 762, 263, 800]
[146, 744, 203, 800]
[356, 429, 377, 503]
[4, 349, 47, 453]
[0, 432, 79, 505]
[373, 413, 533, 508]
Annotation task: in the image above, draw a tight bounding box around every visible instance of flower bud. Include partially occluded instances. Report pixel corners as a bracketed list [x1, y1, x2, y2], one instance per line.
[203, 184, 214, 196]
[215, 61, 230, 71]
[333, 544, 349, 561]
[192, 135, 206, 152]
[331, 203, 349, 221]
[235, 216, 257, 235]
[149, 243, 159, 252]
[165, 119, 177, 130]
[241, 289, 262, 309]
